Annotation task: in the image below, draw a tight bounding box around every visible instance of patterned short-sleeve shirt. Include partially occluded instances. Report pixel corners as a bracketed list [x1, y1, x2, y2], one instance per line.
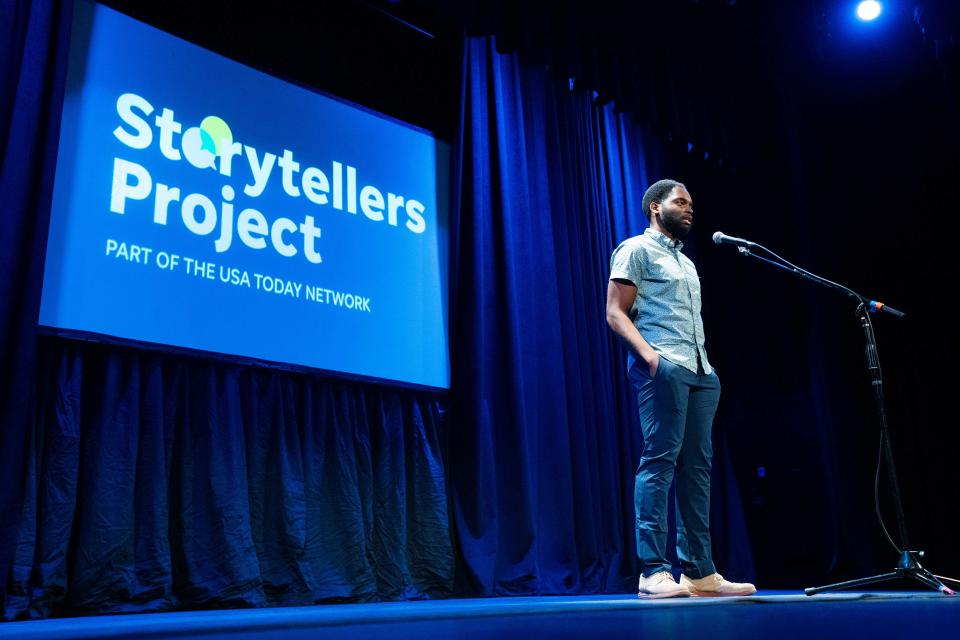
[609, 228, 713, 375]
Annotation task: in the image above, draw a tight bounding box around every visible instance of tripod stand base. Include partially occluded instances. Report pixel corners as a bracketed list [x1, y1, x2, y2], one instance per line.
[805, 551, 957, 596]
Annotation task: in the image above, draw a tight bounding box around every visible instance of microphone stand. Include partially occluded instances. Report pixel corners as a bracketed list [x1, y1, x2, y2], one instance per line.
[732, 244, 958, 596]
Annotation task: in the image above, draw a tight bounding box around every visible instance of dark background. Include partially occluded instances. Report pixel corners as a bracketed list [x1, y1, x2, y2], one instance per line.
[7, 0, 960, 603]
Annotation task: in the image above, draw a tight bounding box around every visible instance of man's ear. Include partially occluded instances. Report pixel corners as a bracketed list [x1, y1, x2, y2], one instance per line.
[649, 200, 660, 218]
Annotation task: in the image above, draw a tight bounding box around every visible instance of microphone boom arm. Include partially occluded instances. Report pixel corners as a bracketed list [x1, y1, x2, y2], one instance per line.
[734, 244, 904, 318]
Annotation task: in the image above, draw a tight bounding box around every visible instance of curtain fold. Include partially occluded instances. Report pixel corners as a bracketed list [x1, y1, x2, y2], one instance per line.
[0, 0, 74, 618]
[5, 340, 453, 619]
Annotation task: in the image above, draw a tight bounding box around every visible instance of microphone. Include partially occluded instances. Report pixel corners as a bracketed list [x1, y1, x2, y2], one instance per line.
[712, 231, 757, 248]
[869, 300, 906, 319]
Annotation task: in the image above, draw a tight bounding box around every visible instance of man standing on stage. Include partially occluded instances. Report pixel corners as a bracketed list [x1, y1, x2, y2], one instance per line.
[606, 179, 756, 599]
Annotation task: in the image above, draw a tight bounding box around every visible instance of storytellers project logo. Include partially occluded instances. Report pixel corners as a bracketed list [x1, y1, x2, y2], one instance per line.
[40, 0, 450, 388]
[106, 92, 430, 307]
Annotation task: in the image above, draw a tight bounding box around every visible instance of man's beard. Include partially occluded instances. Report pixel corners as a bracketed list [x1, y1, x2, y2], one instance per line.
[659, 209, 692, 237]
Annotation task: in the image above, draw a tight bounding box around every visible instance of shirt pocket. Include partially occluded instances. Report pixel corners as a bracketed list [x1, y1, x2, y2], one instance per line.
[642, 259, 675, 283]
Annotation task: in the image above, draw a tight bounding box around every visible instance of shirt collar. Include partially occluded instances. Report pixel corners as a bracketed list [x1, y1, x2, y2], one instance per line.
[644, 227, 683, 251]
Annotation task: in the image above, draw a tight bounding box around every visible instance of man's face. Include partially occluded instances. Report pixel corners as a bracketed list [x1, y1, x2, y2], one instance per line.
[653, 186, 694, 237]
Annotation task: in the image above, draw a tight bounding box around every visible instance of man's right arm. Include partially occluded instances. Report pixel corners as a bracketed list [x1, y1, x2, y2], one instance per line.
[605, 279, 660, 377]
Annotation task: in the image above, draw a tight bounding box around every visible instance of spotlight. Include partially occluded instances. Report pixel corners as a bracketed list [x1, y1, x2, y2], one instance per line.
[856, 0, 882, 21]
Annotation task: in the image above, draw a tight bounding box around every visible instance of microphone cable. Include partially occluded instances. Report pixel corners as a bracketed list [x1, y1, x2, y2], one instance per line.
[862, 306, 903, 555]
[745, 240, 904, 555]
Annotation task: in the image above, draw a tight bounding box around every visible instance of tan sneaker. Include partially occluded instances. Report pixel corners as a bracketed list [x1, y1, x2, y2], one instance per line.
[680, 572, 757, 597]
[638, 571, 692, 599]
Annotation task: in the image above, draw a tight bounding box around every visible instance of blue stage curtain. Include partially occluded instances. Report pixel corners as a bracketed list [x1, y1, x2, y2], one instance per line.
[4, 340, 452, 619]
[448, 37, 754, 596]
[0, 0, 452, 620]
[0, 0, 74, 620]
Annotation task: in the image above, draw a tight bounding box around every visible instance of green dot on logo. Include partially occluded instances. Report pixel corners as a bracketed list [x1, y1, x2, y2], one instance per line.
[199, 116, 232, 156]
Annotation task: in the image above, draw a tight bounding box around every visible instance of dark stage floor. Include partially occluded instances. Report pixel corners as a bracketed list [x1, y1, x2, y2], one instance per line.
[2, 592, 958, 639]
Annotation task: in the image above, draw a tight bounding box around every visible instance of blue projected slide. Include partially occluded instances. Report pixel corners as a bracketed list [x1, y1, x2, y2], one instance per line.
[40, 1, 450, 388]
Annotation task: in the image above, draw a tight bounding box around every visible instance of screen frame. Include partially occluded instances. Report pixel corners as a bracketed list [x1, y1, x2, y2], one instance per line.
[37, 0, 455, 394]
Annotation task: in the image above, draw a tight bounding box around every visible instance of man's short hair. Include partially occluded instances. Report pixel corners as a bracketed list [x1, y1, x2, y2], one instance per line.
[642, 179, 686, 220]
